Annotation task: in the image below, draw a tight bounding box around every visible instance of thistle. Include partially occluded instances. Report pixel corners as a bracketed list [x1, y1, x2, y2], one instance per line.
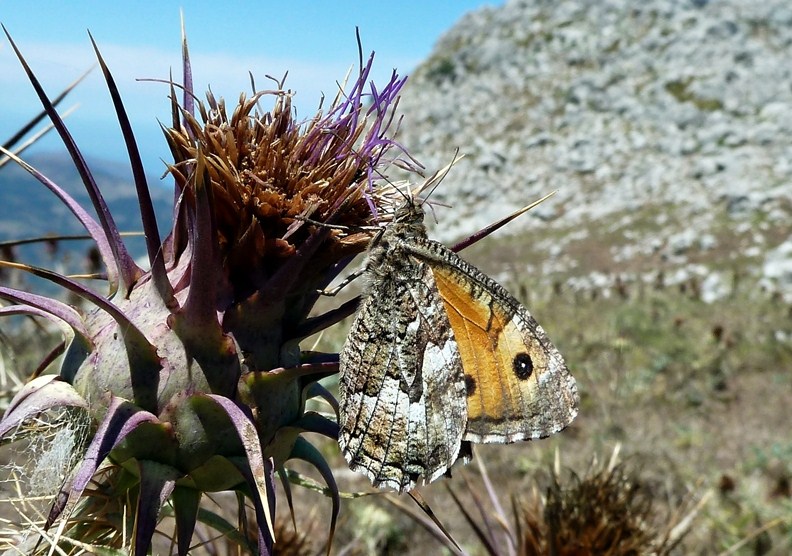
[0, 28, 416, 555]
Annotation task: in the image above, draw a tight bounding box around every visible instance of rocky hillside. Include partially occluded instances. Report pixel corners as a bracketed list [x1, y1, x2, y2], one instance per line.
[395, 0, 792, 301]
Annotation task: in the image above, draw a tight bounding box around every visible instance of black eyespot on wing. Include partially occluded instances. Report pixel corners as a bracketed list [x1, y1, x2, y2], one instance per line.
[513, 353, 533, 380]
[464, 374, 477, 397]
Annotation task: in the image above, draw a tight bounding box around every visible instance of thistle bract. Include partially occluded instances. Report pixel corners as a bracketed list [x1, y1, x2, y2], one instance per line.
[0, 29, 417, 555]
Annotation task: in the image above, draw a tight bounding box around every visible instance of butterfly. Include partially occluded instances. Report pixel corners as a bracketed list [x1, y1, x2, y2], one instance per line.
[338, 195, 579, 492]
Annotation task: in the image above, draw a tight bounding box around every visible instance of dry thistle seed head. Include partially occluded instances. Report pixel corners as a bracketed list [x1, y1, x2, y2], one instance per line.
[166, 89, 377, 295]
[0, 29, 417, 555]
[437, 454, 695, 556]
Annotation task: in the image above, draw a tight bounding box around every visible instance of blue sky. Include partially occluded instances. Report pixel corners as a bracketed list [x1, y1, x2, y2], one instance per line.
[1, 1, 498, 176]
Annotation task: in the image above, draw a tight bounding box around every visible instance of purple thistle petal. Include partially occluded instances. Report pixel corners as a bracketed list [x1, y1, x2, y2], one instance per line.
[294, 47, 415, 219]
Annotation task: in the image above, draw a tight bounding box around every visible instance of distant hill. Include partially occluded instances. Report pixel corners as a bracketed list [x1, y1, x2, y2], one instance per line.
[395, 0, 792, 301]
[0, 152, 173, 278]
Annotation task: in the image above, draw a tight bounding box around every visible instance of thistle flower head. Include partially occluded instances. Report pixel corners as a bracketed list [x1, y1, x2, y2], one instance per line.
[0, 28, 417, 555]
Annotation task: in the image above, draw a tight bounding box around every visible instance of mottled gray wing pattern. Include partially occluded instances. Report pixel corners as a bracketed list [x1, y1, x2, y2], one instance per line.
[338, 258, 467, 492]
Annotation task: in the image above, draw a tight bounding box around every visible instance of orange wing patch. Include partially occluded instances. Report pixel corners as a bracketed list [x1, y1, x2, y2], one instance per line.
[432, 264, 552, 442]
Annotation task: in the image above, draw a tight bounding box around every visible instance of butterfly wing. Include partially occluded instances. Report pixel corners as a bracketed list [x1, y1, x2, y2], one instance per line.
[339, 256, 467, 492]
[407, 238, 579, 443]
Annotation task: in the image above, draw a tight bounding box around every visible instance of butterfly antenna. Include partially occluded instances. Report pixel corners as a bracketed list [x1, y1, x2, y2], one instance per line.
[412, 149, 463, 202]
[411, 151, 465, 223]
